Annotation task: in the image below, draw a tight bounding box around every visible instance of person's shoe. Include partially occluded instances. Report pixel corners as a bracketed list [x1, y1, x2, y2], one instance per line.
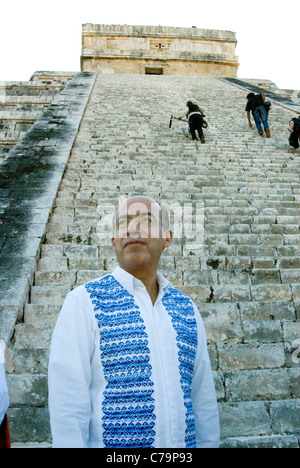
[259, 131, 264, 136]
[201, 137, 205, 144]
[266, 128, 271, 138]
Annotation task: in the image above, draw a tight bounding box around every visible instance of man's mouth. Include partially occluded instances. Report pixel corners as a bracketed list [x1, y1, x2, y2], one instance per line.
[123, 239, 146, 248]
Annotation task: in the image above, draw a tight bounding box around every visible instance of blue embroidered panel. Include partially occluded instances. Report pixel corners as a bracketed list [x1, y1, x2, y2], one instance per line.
[85, 275, 156, 448]
[162, 287, 198, 448]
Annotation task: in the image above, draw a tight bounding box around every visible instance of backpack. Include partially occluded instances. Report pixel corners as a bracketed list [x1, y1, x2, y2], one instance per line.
[264, 101, 271, 115]
[289, 118, 300, 149]
[293, 117, 300, 130]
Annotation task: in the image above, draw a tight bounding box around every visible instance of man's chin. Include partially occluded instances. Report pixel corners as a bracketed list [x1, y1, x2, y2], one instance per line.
[120, 254, 151, 271]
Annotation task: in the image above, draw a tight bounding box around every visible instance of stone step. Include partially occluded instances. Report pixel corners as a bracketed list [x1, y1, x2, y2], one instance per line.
[24, 304, 61, 324]
[30, 286, 71, 305]
[32, 267, 300, 287]
[11, 314, 297, 356]
[218, 399, 300, 442]
[220, 435, 300, 449]
[22, 298, 298, 324]
[6, 399, 300, 446]
[13, 324, 55, 350]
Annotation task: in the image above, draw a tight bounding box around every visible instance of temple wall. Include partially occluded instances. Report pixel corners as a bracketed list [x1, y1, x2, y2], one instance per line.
[81, 24, 239, 77]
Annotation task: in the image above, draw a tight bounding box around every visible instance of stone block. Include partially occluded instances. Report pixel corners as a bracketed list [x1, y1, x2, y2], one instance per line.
[289, 369, 300, 397]
[64, 245, 101, 270]
[291, 284, 300, 301]
[6, 348, 50, 375]
[243, 320, 282, 343]
[220, 435, 299, 448]
[217, 270, 249, 285]
[14, 324, 55, 349]
[213, 371, 225, 401]
[207, 345, 218, 371]
[251, 284, 292, 302]
[282, 321, 300, 342]
[213, 284, 251, 302]
[7, 374, 47, 407]
[24, 304, 61, 325]
[282, 269, 300, 283]
[225, 369, 291, 401]
[251, 269, 280, 285]
[7, 408, 51, 443]
[34, 271, 76, 286]
[0, 305, 23, 344]
[269, 400, 300, 434]
[37, 256, 68, 271]
[218, 401, 271, 438]
[239, 301, 296, 321]
[278, 257, 300, 269]
[218, 343, 285, 371]
[30, 286, 70, 305]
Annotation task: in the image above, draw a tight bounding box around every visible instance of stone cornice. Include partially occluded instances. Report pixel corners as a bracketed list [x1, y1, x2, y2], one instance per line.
[82, 24, 237, 43]
[81, 52, 239, 65]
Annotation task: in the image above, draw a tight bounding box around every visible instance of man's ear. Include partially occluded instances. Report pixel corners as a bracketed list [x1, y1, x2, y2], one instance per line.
[111, 237, 116, 251]
[163, 230, 173, 249]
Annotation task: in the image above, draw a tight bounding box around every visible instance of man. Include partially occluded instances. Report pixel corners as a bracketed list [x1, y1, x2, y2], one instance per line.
[0, 341, 10, 448]
[246, 92, 271, 138]
[289, 115, 300, 149]
[48, 195, 220, 448]
[178, 101, 206, 143]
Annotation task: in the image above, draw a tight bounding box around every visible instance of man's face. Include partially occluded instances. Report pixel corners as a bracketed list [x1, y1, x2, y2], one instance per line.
[111, 197, 172, 274]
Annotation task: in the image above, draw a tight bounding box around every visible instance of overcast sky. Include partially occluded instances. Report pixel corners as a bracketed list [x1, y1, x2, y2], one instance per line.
[0, 0, 299, 90]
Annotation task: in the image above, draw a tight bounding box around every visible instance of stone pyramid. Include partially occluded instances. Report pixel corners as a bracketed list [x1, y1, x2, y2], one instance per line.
[0, 72, 299, 447]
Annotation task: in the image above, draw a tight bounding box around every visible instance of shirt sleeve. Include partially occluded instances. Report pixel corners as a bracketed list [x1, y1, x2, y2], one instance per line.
[0, 346, 9, 425]
[191, 304, 220, 448]
[48, 287, 95, 448]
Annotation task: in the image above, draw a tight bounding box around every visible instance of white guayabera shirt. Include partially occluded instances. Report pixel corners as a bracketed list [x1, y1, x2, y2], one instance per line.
[0, 341, 9, 425]
[48, 266, 220, 448]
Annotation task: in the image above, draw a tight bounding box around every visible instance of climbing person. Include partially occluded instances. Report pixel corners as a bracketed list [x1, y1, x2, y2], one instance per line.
[246, 92, 271, 138]
[288, 115, 300, 149]
[178, 100, 206, 143]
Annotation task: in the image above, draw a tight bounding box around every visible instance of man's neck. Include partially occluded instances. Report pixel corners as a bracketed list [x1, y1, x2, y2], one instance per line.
[124, 267, 159, 305]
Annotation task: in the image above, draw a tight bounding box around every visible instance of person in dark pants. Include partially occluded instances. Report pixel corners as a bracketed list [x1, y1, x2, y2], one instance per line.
[178, 101, 206, 143]
[246, 92, 271, 138]
[289, 115, 300, 149]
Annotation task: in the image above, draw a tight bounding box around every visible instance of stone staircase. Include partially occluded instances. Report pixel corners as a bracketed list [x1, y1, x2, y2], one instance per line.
[5, 74, 300, 447]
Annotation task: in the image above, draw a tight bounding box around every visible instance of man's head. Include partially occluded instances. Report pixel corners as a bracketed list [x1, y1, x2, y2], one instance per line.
[111, 195, 172, 275]
[247, 93, 255, 100]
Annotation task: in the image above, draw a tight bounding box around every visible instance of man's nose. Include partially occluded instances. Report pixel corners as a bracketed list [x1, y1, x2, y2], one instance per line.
[127, 217, 141, 235]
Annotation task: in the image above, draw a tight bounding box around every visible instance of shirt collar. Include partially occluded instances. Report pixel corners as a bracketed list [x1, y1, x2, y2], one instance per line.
[112, 265, 170, 299]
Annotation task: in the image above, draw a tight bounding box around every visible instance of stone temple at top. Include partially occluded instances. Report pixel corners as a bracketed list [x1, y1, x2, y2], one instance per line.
[81, 24, 239, 77]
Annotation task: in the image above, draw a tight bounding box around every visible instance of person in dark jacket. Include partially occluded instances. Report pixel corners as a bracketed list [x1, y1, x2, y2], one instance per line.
[178, 101, 206, 143]
[289, 115, 300, 149]
[246, 93, 271, 138]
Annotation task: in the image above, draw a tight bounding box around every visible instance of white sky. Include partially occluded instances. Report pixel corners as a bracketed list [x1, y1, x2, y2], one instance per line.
[0, 0, 299, 90]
